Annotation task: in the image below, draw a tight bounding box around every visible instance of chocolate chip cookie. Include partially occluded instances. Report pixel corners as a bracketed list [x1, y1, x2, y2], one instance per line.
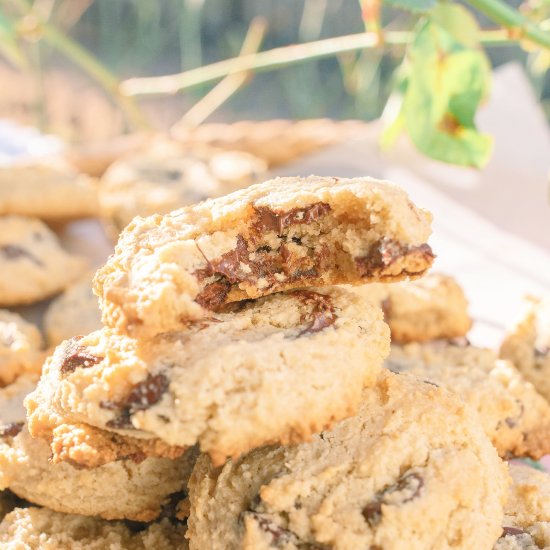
[501, 295, 550, 404]
[0, 507, 189, 549]
[0, 216, 87, 306]
[94, 175, 434, 338]
[494, 462, 550, 549]
[0, 163, 99, 221]
[187, 370, 508, 550]
[0, 310, 44, 386]
[27, 287, 390, 465]
[387, 342, 550, 459]
[99, 143, 266, 236]
[357, 273, 472, 343]
[44, 274, 102, 347]
[0, 374, 197, 521]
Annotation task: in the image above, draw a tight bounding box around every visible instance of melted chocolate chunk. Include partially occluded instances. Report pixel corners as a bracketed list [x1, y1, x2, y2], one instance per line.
[254, 202, 331, 234]
[0, 245, 43, 266]
[501, 526, 525, 536]
[0, 421, 24, 437]
[504, 400, 525, 429]
[60, 337, 101, 375]
[159, 490, 189, 520]
[293, 290, 337, 336]
[195, 280, 231, 309]
[101, 373, 169, 430]
[362, 472, 424, 527]
[356, 239, 434, 277]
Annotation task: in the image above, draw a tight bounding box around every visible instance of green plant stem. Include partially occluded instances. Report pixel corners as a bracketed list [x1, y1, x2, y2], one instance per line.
[467, 0, 550, 49]
[122, 29, 510, 97]
[121, 30, 511, 97]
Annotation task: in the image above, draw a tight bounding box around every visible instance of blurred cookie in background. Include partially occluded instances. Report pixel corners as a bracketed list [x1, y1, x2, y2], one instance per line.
[0, 216, 87, 307]
[0, 163, 98, 222]
[0, 310, 44, 386]
[98, 140, 266, 236]
[501, 295, 550, 404]
[44, 274, 102, 347]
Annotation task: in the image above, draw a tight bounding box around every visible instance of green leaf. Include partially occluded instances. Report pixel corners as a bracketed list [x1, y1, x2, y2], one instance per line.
[398, 18, 493, 168]
[430, 4, 480, 48]
[383, 0, 437, 14]
[0, 11, 27, 69]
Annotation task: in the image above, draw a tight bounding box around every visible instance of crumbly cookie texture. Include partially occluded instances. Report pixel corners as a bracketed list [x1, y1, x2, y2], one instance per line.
[187, 371, 508, 550]
[44, 274, 102, 347]
[501, 295, 550, 403]
[94, 175, 434, 338]
[356, 273, 471, 343]
[386, 342, 550, 459]
[0, 310, 44, 386]
[99, 142, 266, 236]
[25, 381, 187, 468]
[0, 507, 188, 550]
[493, 462, 550, 550]
[0, 216, 87, 306]
[0, 375, 196, 521]
[27, 287, 390, 465]
[0, 163, 99, 221]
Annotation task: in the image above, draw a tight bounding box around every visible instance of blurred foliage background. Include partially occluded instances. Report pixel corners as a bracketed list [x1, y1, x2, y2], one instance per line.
[0, 0, 548, 146]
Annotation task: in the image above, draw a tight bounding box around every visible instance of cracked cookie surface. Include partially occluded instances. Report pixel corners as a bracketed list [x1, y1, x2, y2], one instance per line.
[0, 216, 86, 306]
[27, 287, 389, 465]
[94, 175, 433, 338]
[386, 342, 550, 459]
[187, 370, 508, 550]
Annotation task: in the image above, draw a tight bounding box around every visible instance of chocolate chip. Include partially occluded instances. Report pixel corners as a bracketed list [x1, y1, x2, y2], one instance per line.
[362, 472, 424, 527]
[0, 245, 43, 266]
[448, 337, 470, 347]
[195, 280, 231, 309]
[0, 422, 24, 437]
[362, 501, 383, 527]
[501, 526, 525, 536]
[355, 239, 434, 278]
[504, 400, 525, 429]
[243, 512, 299, 547]
[293, 290, 337, 336]
[59, 337, 101, 375]
[535, 344, 549, 357]
[101, 373, 169, 429]
[253, 202, 331, 234]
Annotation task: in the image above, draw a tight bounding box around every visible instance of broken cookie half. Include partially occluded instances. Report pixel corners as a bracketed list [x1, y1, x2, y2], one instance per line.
[95, 175, 434, 338]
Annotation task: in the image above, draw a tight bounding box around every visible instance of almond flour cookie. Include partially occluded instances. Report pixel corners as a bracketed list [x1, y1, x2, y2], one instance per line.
[386, 342, 550, 459]
[357, 273, 471, 343]
[0, 310, 44, 386]
[501, 295, 550, 403]
[493, 462, 550, 549]
[187, 371, 508, 550]
[0, 507, 188, 550]
[0, 163, 98, 221]
[99, 144, 266, 236]
[27, 287, 390, 465]
[0, 374, 196, 521]
[0, 216, 86, 306]
[44, 275, 102, 347]
[95, 175, 434, 338]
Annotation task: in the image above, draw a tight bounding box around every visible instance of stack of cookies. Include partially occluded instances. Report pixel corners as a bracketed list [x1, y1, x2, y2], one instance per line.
[0, 175, 547, 549]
